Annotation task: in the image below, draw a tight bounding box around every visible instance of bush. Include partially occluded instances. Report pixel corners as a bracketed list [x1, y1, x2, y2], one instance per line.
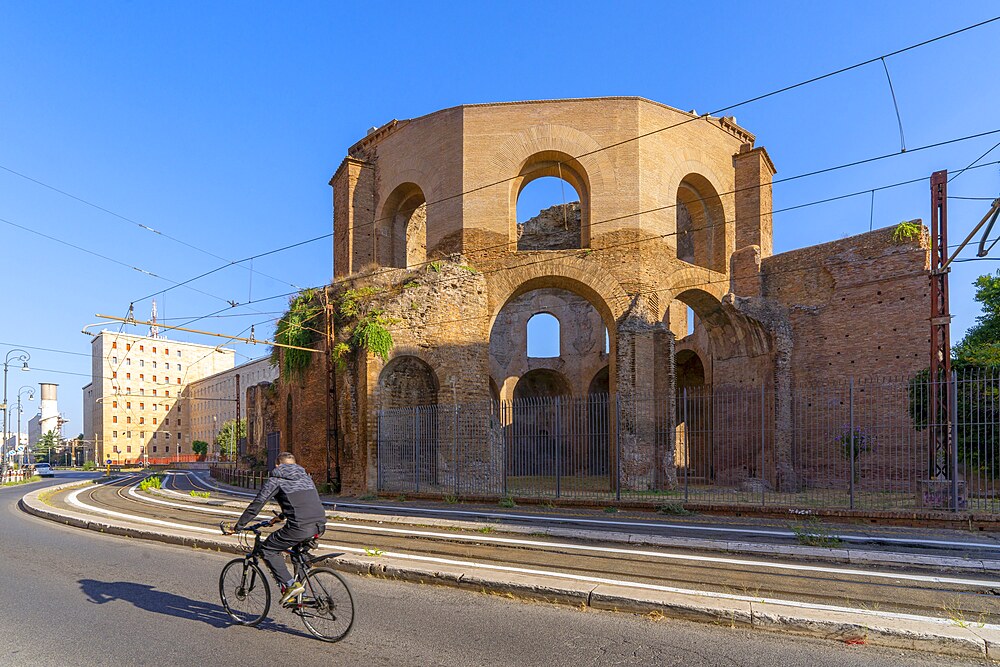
[139, 475, 164, 492]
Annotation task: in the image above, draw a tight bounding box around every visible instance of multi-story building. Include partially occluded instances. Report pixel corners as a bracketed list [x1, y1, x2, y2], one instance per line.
[186, 356, 278, 457]
[83, 331, 235, 463]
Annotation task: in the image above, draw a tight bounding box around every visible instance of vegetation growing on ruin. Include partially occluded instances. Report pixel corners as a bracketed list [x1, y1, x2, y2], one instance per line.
[272, 288, 322, 380]
[892, 220, 922, 243]
[334, 285, 396, 363]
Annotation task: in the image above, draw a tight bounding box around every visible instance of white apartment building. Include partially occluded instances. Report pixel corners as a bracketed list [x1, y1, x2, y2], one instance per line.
[186, 355, 278, 457]
[83, 331, 235, 463]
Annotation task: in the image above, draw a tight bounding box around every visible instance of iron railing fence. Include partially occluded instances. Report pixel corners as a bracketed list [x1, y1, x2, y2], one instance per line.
[376, 369, 1000, 513]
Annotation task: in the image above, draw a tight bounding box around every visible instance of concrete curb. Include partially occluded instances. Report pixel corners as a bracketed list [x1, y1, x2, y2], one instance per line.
[20, 481, 1000, 660]
[153, 482, 1000, 575]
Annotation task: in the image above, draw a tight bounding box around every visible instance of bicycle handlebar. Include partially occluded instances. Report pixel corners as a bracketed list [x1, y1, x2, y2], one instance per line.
[219, 516, 282, 535]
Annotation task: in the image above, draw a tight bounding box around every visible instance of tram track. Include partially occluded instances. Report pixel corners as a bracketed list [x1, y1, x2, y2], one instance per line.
[50, 474, 1000, 625]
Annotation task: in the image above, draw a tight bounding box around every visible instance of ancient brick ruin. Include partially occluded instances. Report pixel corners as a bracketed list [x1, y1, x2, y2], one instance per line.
[246, 97, 930, 499]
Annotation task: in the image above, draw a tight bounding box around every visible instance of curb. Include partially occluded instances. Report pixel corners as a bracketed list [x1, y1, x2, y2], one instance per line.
[20, 481, 1000, 660]
[155, 481, 1000, 575]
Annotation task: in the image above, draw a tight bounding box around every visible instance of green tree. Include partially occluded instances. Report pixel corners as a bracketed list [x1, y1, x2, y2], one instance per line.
[192, 440, 209, 458]
[953, 271, 1000, 364]
[214, 419, 246, 459]
[909, 271, 1000, 477]
[33, 430, 59, 463]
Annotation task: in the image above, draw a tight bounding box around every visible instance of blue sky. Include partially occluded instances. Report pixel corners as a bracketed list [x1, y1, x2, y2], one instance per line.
[2, 2, 999, 433]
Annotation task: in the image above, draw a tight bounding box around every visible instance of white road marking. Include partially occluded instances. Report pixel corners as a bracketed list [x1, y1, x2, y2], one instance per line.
[188, 472, 1000, 551]
[59, 482, 1000, 631]
[123, 481, 1000, 589]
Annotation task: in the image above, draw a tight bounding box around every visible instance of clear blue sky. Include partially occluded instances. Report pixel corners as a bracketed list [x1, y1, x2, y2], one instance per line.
[2, 2, 999, 434]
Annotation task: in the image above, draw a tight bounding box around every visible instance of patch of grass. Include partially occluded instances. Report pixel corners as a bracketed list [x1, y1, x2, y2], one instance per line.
[789, 517, 843, 548]
[363, 547, 385, 557]
[476, 526, 495, 534]
[657, 502, 692, 516]
[458, 264, 479, 274]
[428, 261, 443, 273]
[357, 493, 378, 501]
[541, 501, 556, 510]
[603, 506, 619, 514]
[402, 280, 420, 289]
[498, 495, 516, 508]
[189, 490, 211, 499]
[1, 475, 41, 487]
[443, 494, 458, 504]
[139, 474, 164, 492]
[395, 494, 407, 502]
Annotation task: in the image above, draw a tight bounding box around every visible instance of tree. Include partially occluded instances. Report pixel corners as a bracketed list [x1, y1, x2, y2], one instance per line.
[33, 430, 59, 463]
[192, 440, 209, 458]
[910, 270, 1000, 477]
[953, 270, 1000, 364]
[214, 419, 246, 460]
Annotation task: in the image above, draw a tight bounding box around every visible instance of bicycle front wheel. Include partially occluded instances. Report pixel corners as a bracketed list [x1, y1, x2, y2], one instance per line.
[219, 558, 271, 626]
[297, 567, 355, 642]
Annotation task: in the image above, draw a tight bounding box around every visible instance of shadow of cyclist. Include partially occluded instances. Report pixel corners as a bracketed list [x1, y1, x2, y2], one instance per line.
[78, 579, 303, 635]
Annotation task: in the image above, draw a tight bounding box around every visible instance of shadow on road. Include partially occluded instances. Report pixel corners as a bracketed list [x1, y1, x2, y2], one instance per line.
[78, 579, 303, 636]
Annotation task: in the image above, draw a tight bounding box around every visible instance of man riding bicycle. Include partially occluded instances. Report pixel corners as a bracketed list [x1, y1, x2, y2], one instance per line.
[223, 452, 327, 606]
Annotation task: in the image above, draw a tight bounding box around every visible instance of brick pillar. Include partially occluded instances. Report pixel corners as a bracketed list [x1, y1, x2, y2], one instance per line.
[732, 144, 776, 258]
[330, 157, 374, 279]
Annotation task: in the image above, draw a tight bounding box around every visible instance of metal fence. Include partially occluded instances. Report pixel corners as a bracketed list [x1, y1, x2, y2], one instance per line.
[376, 369, 1000, 514]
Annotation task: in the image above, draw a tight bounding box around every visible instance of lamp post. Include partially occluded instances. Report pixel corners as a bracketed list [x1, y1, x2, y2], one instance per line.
[17, 386, 33, 467]
[2, 349, 30, 472]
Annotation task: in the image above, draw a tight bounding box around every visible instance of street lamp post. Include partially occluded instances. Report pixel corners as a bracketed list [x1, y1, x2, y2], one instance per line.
[17, 386, 33, 468]
[2, 349, 30, 474]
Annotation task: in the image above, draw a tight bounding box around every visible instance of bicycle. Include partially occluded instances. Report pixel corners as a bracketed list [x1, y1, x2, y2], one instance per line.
[218, 518, 355, 642]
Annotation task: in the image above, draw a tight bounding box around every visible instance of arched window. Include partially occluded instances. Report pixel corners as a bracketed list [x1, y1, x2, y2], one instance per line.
[516, 177, 581, 251]
[526, 313, 560, 358]
[379, 183, 427, 269]
[676, 174, 726, 272]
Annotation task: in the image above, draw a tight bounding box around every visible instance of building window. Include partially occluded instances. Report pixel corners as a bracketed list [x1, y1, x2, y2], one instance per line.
[140, 374, 144, 381]
[127, 445, 132, 454]
[139, 417, 144, 424]
[176, 378, 181, 385]
[177, 350, 181, 357]
[139, 402, 144, 409]
[113, 446, 119, 454]
[176, 433, 181, 441]
[153, 417, 158, 425]
[112, 430, 118, 438]
[112, 400, 118, 408]
[139, 359, 144, 368]
[139, 345, 144, 352]
[166, 363, 170, 370]
[126, 401, 131, 409]
[165, 376, 170, 383]
[112, 342, 117, 349]
[177, 420, 181, 427]
[139, 388, 144, 395]
[165, 390, 170, 397]
[177, 364, 182, 371]
[126, 417, 131, 424]
[126, 431, 131, 438]
[165, 348, 169, 355]
[126, 358, 130, 366]
[177, 405, 182, 414]
[165, 432, 170, 439]
[152, 405, 158, 412]
[140, 431, 144, 438]
[152, 361, 157, 369]
[152, 445, 157, 452]
[152, 376, 157, 382]
[126, 373, 131, 380]
[112, 356, 117, 364]
[112, 416, 118, 423]
[165, 445, 170, 453]
[152, 432, 157, 439]
[112, 372, 117, 379]
[126, 344, 131, 351]
[153, 390, 157, 396]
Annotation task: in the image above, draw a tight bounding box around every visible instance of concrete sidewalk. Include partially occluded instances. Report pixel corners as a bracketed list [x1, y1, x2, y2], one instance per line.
[189, 473, 1000, 574]
[20, 479, 1000, 660]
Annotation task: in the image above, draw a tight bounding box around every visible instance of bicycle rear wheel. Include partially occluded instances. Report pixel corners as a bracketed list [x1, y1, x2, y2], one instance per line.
[219, 558, 271, 626]
[297, 567, 355, 642]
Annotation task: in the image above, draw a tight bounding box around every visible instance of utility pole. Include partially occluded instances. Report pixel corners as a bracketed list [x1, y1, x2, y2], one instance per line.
[235, 373, 240, 461]
[929, 170, 952, 480]
[324, 287, 341, 492]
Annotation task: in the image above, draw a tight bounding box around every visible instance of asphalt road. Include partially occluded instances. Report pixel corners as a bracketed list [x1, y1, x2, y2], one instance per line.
[4, 473, 994, 667]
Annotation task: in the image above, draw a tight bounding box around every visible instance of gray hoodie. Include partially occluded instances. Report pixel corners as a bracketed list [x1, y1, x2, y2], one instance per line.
[235, 463, 326, 529]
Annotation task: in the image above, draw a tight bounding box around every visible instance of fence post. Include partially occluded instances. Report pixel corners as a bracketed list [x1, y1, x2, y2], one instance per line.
[760, 383, 766, 507]
[950, 369, 959, 512]
[615, 394, 622, 502]
[555, 397, 562, 499]
[414, 408, 421, 495]
[683, 387, 689, 503]
[849, 378, 856, 510]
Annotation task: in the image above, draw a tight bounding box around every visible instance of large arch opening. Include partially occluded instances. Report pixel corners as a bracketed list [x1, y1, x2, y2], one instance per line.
[676, 174, 726, 273]
[377, 355, 439, 491]
[378, 183, 427, 269]
[512, 152, 589, 251]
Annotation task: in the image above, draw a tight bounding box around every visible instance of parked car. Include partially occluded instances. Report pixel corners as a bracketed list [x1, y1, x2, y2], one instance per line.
[34, 463, 53, 477]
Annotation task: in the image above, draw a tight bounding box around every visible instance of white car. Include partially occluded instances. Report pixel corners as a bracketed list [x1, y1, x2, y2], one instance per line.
[34, 463, 53, 477]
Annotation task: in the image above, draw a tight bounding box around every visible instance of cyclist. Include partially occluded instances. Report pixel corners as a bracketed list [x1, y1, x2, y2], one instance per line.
[223, 452, 327, 606]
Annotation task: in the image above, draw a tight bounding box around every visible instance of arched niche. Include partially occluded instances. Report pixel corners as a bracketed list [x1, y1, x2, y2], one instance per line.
[509, 151, 590, 249]
[378, 355, 439, 409]
[378, 183, 427, 269]
[676, 173, 726, 273]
